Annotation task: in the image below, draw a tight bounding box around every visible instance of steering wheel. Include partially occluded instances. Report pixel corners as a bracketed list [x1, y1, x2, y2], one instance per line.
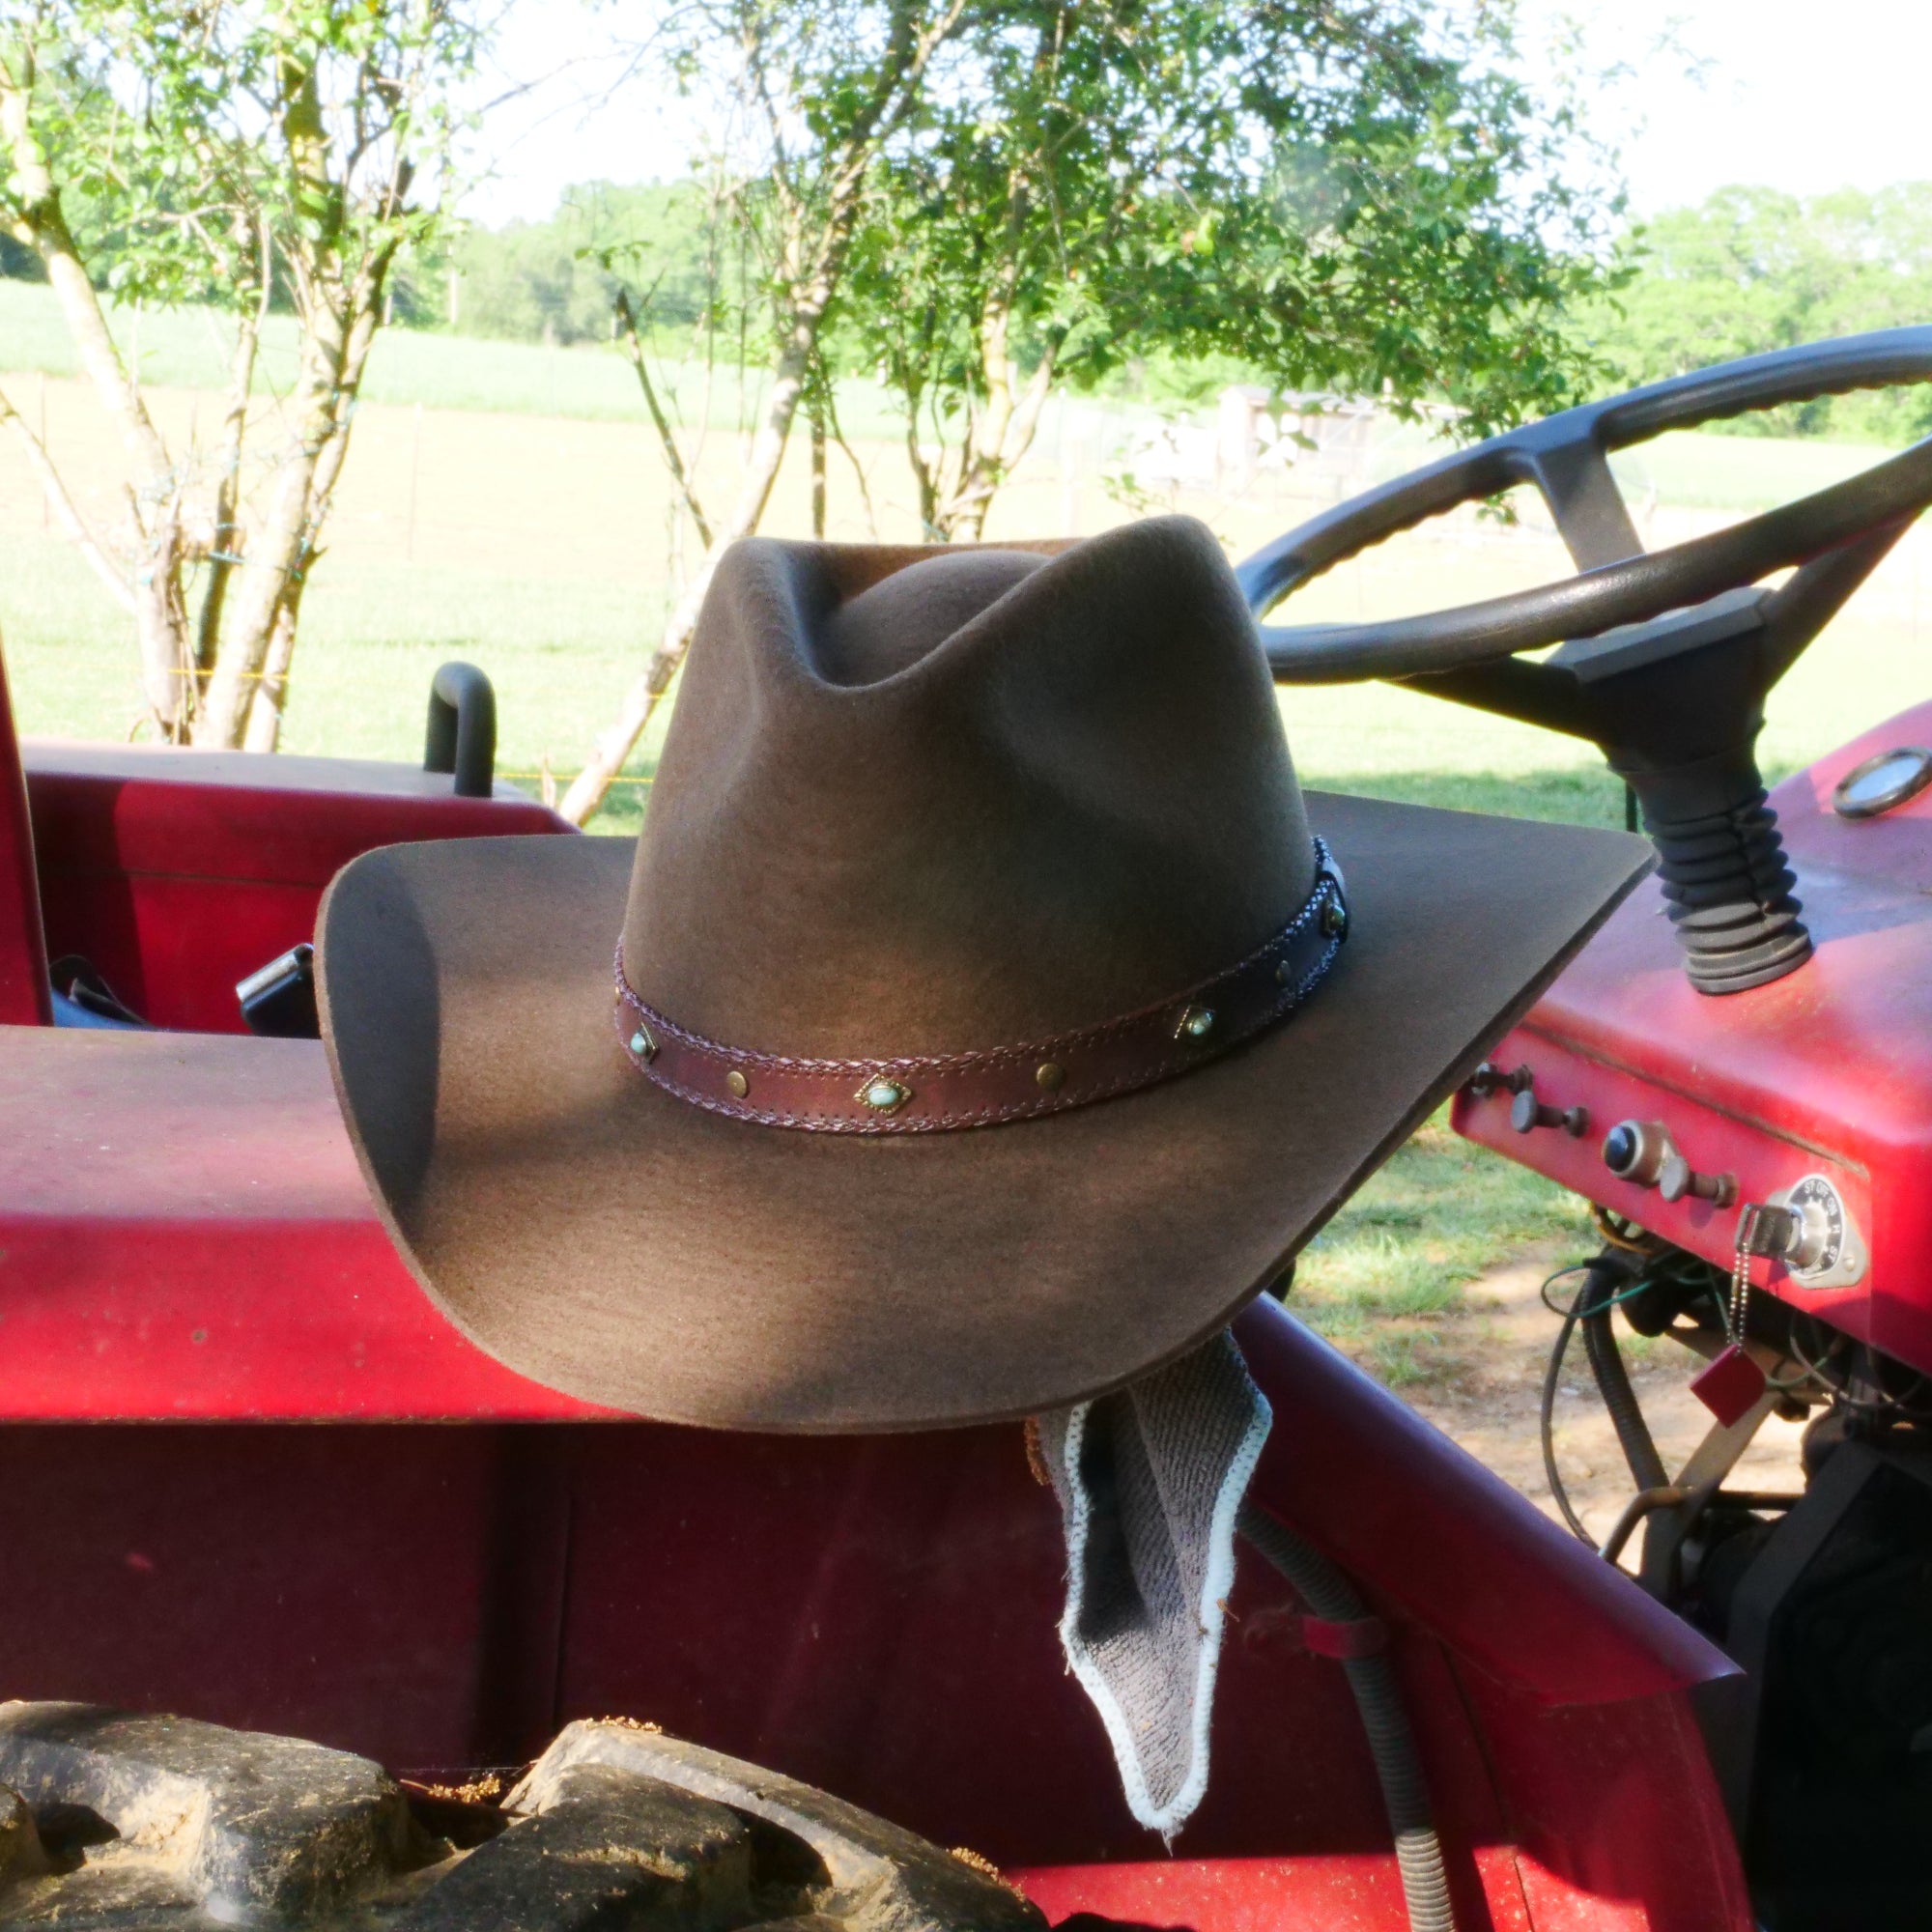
[1238, 327, 1932, 684]
[1236, 328, 1932, 994]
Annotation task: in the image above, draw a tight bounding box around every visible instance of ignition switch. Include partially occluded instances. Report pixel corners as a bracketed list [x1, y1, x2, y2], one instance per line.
[1750, 1174, 1867, 1287]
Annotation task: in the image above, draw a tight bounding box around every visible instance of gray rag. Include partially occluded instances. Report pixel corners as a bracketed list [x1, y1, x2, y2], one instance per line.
[1035, 1329, 1272, 1838]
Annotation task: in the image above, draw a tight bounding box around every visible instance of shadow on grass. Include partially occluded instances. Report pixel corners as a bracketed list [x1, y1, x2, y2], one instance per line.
[1288, 769, 1642, 1387]
[1293, 1111, 1595, 1389]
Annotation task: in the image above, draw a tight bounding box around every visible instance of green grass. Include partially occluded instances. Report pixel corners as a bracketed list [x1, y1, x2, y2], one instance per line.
[0, 280, 911, 437]
[0, 535, 671, 830]
[1290, 1110, 1596, 1376]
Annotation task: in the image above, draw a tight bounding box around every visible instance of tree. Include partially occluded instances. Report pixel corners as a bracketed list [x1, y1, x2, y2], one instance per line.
[1585, 184, 1932, 442]
[559, 0, 1624, 820]
[447, 181, 720, 345]
[557, 0, 977, 824]
[0, 0, 480, 748]
[845, 0, 1624, 543]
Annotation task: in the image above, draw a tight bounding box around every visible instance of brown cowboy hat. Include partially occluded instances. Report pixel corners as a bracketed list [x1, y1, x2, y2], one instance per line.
[318, 518, 1648, 1431]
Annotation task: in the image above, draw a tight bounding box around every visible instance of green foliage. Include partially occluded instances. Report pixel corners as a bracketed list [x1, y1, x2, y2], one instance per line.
[834, 0, 1624, 533]
[1584, 185, 1932, 443]
[450, 181, 723, 346]
[2, 0, 480, 313]
[0, 0, 489, 744]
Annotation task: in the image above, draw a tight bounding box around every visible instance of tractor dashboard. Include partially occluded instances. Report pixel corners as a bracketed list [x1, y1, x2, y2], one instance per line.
[1457, 696, 1932, 1380]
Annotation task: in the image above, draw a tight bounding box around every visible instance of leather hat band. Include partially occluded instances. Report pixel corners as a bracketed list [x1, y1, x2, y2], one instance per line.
[614, 838, 1347, 1135]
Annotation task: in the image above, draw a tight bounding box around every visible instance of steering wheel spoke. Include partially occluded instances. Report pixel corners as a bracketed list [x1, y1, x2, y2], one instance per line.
[1525, 438, 1644, 572]
[1760, 517, 1919, 688]
[1402, 656, 1595, 738]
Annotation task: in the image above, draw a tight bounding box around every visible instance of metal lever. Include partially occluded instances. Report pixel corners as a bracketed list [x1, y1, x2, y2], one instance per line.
[1512, 1091, 1587, 1137]
[1659, 1151, 1738, 1208]
[1468, 1061, 1535, 1098]
[424, 662, 497, 798]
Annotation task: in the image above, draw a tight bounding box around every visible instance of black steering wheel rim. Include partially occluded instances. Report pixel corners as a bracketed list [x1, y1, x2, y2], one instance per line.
[1238, 327, 1932, 683]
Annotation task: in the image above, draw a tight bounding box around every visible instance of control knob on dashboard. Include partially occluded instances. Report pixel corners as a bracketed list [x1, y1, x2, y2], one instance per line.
[1658, 1152, 1738, 1208]
[1512, 1091, 1587, 1137]
[1467, 1061, 1535, 1099]
[1603, 1119, 1672, 1186]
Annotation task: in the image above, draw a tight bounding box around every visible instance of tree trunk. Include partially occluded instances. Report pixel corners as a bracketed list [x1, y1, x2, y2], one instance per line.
[810, 392, 827, 536]
[933, 307, 1057, 542]
[557, 306, 823, 826]
[200, 249, 382, 751]
[192, 347, 335, 747]
[237, 275, 381, 753]
[196, 264, 270, 689]
[131, 507, 193, 735]
[242, 590, 301, 753]
[2, 72, 192, 733]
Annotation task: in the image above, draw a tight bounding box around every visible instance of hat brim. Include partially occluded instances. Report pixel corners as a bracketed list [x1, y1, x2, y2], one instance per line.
[317, 794, 1649, 1430]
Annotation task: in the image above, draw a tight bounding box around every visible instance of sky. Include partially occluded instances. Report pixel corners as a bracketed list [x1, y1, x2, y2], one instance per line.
[460, 0, 1932, 230]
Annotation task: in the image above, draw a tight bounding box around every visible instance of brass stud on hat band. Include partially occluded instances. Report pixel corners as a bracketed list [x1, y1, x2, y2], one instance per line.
[858, 1074, 912, 1114]
[612, 835, 1346, 1134]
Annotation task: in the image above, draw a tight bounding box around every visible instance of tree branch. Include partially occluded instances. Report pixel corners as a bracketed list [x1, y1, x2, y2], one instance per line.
[615, 287, 712, 547]
[0, 380, 136, 613]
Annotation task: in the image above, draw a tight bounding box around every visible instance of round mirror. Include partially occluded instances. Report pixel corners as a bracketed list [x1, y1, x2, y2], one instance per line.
[1833, 747, 1932, 819]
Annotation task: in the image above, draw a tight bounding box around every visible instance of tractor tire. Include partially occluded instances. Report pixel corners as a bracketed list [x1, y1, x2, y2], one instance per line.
[0, 1702, 1047, 1931]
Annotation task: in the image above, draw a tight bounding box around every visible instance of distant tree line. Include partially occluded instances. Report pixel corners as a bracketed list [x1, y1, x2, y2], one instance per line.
[1579, 185, 1932, 442]
[425, 178, 1932, 451]
[431, 183, 716, 344]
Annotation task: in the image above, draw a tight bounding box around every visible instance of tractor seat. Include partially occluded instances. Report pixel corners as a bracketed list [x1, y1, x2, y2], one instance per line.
[9, 739, 574, 1034]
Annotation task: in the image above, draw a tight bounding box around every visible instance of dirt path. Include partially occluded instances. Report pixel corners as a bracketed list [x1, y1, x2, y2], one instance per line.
[1401, 1244, 1806, 1568]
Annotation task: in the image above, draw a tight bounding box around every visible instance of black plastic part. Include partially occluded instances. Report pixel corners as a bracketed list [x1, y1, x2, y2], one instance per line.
[423, 663, 497, 799]
[1626, 764, 1812, 994]
[1576, 1257, 1670, 1497]
[1239, 332, 1932, 994]
[236, 943, 319, 1039]
[1603, 1122, 1640, 1177]
[1703, 1435, 1932, 1930]
[1238, 329, 1932, 679]
[1466, 1060, 1534, 1098]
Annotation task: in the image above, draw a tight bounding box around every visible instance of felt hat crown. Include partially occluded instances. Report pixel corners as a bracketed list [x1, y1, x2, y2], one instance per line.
[319, 518, 1649, 1429]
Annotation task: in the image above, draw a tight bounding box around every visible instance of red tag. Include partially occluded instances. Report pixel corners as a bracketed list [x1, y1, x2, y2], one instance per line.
[1690, 1344, 1767, 1426]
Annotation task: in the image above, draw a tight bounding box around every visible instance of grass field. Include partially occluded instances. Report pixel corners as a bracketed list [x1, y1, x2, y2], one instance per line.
[6, 298, 1930, 1381]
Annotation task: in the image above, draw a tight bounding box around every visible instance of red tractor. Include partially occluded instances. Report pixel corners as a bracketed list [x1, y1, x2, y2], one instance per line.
[1244, 326, 1932, 1930]
[0, 329, 1920, 1931]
